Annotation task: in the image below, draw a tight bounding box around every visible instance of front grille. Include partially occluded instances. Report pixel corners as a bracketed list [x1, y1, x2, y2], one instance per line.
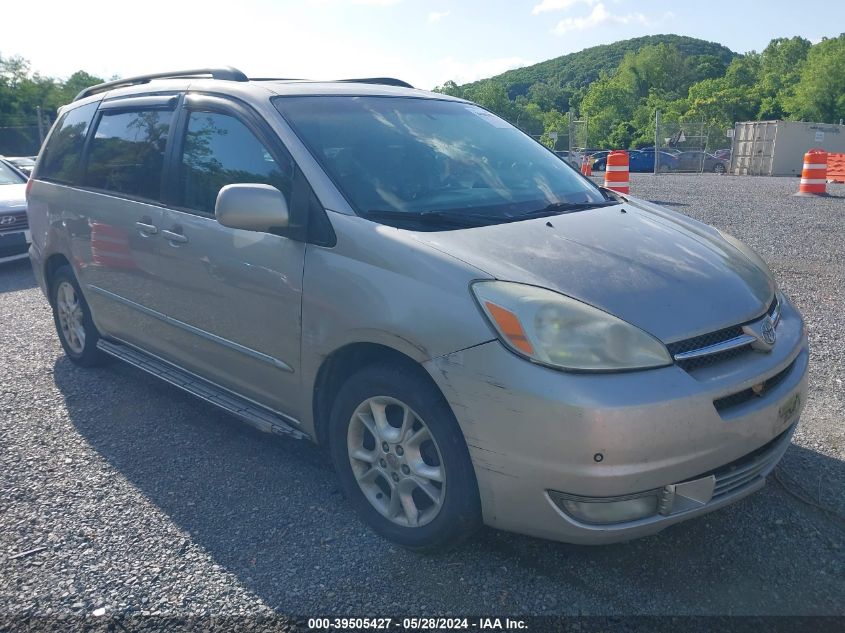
[669, 296, 780, 372]
[713, 359, 795, 413]
[0, 210, 28, 233]
[666, 323, 745, 357]
[676, 344, 753, 372]
[709, 425, 793, 499]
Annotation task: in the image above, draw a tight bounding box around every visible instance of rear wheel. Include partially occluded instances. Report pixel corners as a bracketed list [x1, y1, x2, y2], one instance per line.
[329, 362, 481, 550]
[50, 266, 108, 366]
[713, 162, 726, 173]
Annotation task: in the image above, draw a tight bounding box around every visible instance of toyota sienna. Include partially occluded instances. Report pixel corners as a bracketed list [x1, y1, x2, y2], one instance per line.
[27, 68, 808, 549]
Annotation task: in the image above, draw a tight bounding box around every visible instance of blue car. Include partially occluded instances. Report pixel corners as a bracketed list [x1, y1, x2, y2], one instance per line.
[629, 149, 679, 172]
[591, 149, 679, 172]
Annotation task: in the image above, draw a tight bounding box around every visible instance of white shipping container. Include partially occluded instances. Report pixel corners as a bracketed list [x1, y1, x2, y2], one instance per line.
[730, 120, 845, 176]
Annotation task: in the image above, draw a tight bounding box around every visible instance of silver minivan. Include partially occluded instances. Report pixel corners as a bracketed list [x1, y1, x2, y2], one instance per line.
[27, 68, 808, 549]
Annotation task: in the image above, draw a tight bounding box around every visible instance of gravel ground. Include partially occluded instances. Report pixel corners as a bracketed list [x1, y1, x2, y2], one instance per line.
[1, 174, 843, 621]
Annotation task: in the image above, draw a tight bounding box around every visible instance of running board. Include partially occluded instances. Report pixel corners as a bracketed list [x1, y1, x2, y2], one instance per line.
[97, 339, 306, 440]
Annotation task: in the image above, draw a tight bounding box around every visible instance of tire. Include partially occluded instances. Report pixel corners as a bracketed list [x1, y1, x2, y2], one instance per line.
[50, 265, 109, 367]
[713, 163, 726, 174]
[329, 362, 482, 550]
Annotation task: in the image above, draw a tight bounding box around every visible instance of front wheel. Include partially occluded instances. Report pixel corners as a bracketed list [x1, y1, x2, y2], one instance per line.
[329, 362, 481, 550]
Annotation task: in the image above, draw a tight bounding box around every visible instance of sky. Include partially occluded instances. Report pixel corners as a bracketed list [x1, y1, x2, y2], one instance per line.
[3, 0, 844, 90]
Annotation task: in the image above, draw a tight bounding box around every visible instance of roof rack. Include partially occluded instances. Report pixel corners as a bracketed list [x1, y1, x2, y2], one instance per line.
[250, 77, 415, 89]
[73, 69, 414, 102]
[336, 77, 414, 89]
[73, 67, 249, 102]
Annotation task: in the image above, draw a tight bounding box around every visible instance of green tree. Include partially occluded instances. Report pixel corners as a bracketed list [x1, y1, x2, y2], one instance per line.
[58, 71, 105, 105]
[785, 34, 845, 122]
[756, 37, 810, 119]
[579, 72, 637, 147]
[514, 101, 545, 136]
[463, 80, 515, 121]
[433, 80, 463, 98]
[615, 44, 691, 100]
[539, 109, 568, 149]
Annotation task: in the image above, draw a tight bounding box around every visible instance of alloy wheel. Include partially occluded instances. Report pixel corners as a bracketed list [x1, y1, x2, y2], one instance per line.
[347, 396, 446, 528]
[56, 281, 86, 354]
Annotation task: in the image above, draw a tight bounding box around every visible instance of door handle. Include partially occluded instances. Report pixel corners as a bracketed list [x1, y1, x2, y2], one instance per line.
[135, 221, 158, 235]
[161, 228, 188, 244]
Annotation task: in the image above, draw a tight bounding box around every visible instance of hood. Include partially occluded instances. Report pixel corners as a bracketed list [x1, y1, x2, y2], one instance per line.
[0, 183, 27, 211]
[409, 199, 773, 343]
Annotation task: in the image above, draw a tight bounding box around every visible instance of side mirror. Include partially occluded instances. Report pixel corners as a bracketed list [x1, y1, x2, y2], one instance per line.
[215, 183, 289, 233]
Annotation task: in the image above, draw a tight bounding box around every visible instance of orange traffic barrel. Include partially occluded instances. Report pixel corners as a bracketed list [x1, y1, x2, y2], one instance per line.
[604, 150, 629, 194]
[795, 148, 828, 196]
[581, 155, 592, 177]
[826, 152, 845, 183]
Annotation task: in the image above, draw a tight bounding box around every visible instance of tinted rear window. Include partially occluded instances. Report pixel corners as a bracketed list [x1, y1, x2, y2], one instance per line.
[84, 109, 173, 201]
[38, 102, 98, 184]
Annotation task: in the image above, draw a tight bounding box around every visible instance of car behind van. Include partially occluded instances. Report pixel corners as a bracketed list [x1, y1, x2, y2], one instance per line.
[27, 68, 808, 549]
[0, 158, 30, 264]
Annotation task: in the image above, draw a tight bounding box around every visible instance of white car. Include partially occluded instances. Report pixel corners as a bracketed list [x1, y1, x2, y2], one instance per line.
[0, 159, 30, 263]
[553, 150, 584, 170]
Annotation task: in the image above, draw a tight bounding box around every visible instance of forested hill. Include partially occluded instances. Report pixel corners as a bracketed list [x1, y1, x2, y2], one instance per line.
[435, 33, 844, 151]
[461, 34, 736, 100]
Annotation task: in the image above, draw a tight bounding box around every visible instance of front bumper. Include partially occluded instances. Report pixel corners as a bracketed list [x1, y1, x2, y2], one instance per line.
[424, 298, 808, 544]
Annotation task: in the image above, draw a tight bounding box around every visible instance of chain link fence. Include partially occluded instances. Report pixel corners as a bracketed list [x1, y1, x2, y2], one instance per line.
[654, 112, 732, 174]
[0, 125, 42, 157]
[568, 114, 588, 155]
[0, 110, 52, 157]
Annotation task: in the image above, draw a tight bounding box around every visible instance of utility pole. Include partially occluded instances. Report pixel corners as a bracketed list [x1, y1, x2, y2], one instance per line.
[654, 110, 659, 176]
[36, 106, 45, 146]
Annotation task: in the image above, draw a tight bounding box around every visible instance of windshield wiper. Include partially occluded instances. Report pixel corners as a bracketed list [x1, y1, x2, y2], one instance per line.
[513, 200, 620, 220]
[361, 209, 502, 227]
[361, 200, 620, 228]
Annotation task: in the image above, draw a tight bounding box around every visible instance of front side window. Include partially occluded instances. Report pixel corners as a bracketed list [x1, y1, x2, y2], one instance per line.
[274, 96, 611, 230]
[84, 108, 173, 200]
[179, 111, 293, 215]
[38, 101, 98, 184]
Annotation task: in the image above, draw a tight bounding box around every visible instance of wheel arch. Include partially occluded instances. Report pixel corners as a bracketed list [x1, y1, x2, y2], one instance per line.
[44, 253, 73, 297]
[311, 342, 447, 447]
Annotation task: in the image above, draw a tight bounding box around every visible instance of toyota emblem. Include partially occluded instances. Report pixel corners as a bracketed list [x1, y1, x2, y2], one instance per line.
[760, 317, 776, 346]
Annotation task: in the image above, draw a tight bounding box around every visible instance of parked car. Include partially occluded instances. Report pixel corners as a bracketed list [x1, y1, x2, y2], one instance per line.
[28, 68, 808, 549]
[713, 148, 732, 161]
[588, 150, 610, 170]
[592, 149, 679, 172]
[629, 149, 680, 172]
[5, 156, 37, 176]
[0, 158, 30, 263]
[675, 151, 728, 173]
[553, 150, 582, 170]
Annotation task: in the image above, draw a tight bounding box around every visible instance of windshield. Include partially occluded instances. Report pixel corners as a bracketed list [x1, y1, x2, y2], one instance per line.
[0, 161, 27, 185]
[274, 96, 608, 229]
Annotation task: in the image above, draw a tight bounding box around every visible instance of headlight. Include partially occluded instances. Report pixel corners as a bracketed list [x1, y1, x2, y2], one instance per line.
[471, 281, 672, 371]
